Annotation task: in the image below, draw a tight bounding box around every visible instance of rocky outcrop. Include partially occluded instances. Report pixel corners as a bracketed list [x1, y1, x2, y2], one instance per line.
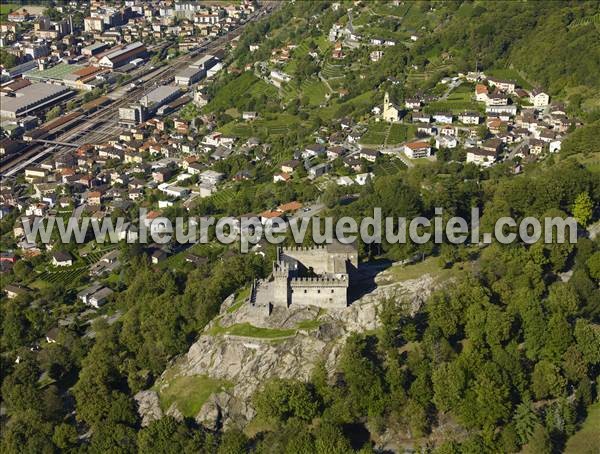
[134, 390, 163, 427]
[138, 270, 445, 429]
[166, 402, 184, 422]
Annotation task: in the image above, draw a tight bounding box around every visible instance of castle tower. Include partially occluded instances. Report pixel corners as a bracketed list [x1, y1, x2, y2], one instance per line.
[271, 261, 290, 307]
[384, 91, 390, 111]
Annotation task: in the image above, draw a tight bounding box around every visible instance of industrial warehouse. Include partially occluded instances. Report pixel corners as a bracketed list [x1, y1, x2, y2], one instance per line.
[0, 83, 73, 119]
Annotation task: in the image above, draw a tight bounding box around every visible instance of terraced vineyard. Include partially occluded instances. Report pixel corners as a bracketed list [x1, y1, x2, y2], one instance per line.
[37, 266, 88, 285]
[248, 79, 279, 99]
[374, 158, 407, 176]
[321, 62, 345, 80]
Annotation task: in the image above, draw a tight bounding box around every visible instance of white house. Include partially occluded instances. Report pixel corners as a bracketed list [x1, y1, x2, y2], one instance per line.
[412, 112, 431, 123]
[270, 70, 292, 87]
[475, 84, 489, 102]
[405, 98, 422, 110]
[436, 135, 458, 149]
[466, 147, 497, 167]
[530, 89, 550, 108]
[486, 105, 518, 116]
[549, 139, 562, 153]
[458, 112, 480, 125]
[433, 112, 453, 123]
[487, 77, 516, 94]
[52, 251, 73, 267]
[404, 141, 431, 158]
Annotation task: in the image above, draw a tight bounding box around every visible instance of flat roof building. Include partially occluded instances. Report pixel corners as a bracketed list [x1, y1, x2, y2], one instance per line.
[190, 54, 217, 70]
[175, 66, 206, 86]
[140, 85, 181, 114]
[0, 83, 72, 119]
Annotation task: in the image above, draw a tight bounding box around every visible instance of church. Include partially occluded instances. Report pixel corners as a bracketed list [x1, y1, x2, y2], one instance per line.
[382, 91, 401, 122]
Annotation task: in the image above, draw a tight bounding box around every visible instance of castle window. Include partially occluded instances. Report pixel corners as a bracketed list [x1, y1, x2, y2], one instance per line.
[317, 289, 321, 294]
[304, 290, 307, 293]
[331, 289, 334, 293]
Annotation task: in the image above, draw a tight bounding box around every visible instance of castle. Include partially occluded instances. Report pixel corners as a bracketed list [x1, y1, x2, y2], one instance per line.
[251, 241, 358, 313]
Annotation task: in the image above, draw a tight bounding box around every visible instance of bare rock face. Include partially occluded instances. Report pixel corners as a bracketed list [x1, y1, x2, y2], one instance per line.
[166, 402, 184, 422]
[144, 271, 444, 429]
[134, 390, 163, 427]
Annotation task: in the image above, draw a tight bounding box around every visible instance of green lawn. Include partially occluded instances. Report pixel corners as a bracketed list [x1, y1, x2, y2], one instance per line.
[253, 113, 303, 136]
[155, 375, 232, 418]
[570, 152, 600, 174]
[26, 63, 83, 82]
[388, 123, 416, 144]
[564, 402, 600, 454]
[425, 100, 483, 114]
[296, 319, 322, 330]
[360, 122, 389, 145]
[384, 256, 471, 284]
[226, 287, 251, 313]
[219, 121, 253, 139]
[321, 62, 345, 80]
[36, 266, 88, 285]
[210, 322, 296, 339]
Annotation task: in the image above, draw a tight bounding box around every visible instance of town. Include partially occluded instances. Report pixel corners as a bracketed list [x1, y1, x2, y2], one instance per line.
[1, 1, 599, 453]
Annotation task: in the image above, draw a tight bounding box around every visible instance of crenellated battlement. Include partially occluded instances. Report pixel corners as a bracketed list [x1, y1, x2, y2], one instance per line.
[281, 245, 328, 253]
[254, 241, 357, 311]
[290, 276, 348, 287]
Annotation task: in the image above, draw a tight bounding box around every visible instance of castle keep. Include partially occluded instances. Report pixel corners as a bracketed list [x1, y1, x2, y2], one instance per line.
[252, 241, 358, 312]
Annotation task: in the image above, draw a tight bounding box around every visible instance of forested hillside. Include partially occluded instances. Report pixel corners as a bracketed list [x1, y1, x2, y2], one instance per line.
[418, 1, 600, 118]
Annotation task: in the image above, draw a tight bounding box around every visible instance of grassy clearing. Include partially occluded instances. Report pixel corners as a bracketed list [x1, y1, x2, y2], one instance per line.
[218, 121, 253, 138]
[226, 287, 251, 313]
[155, 375, 233, 418]
[322, 62, 345, 79]
[388, 123, 416, 144]
[385, 256, 468, 283]
[253, 113, 302, 135]
[210, 188, 236, 208]
[373, 158, 407, 176]
[296, 319, 322, 330]
[302, 79, 329, 105]
[425, 100, 483, 114]
[360, 122, 389, 145]
[36, 266, 88, 285]
[210, 322, 296, 339]
[564, 402, 600, 454]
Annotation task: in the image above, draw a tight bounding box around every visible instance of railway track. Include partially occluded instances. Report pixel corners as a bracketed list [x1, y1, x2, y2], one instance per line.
[0, 3, 279, 178]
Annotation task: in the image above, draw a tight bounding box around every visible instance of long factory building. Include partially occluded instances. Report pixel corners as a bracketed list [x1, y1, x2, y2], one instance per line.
[0, 83, 73, 119]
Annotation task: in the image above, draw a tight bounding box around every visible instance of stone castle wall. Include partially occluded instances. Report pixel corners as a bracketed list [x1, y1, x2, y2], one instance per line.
[281, 246, 331, 275]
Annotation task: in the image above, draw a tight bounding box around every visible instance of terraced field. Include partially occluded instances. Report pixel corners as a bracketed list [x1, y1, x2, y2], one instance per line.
[37, 266, 88, 285]
[321, 62, 345, 80]
[360, 122, 389, 145]
[301, 79, 329, 105]
[248, 78, 279, 99]
[374, 158, 407, 176]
